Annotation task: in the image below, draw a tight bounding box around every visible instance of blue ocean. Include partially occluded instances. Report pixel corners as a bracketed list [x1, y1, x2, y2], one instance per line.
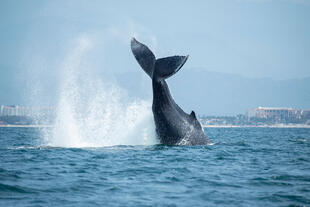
[0, 127, 309, 206]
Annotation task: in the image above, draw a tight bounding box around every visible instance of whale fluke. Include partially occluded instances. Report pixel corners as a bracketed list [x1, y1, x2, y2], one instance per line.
[131, 38, 155, 78]
[131, 38, 188, 81]
[154, 56, 188, 81]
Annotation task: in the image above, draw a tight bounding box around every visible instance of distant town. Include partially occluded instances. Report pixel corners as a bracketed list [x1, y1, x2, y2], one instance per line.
[0, 105, 54, 125]
[0, 105, 310, 127]
[199, 107, 310, 127]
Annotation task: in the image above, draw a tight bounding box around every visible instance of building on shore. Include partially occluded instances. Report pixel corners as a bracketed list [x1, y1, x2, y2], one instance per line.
[198, 107, 310, 126]
[247, 107, 298, 119]
[301, 109, 310, 120]
[247, 106, 310, 122]
[0, 105, 55, 117]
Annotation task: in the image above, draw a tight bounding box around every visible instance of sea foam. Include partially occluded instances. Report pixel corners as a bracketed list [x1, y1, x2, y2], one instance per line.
[42, 37, 157, 147]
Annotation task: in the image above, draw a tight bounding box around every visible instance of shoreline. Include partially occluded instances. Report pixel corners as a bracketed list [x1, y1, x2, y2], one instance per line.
[202, 124, 310, 128]
[0, 124, 310, 128]
[0, 125, 52, 128]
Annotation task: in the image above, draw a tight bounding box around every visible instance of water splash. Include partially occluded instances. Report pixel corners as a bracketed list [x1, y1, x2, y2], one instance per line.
[43, 36, 157, 147]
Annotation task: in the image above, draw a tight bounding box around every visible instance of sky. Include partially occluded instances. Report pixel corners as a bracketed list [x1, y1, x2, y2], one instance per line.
[0, 0, 309, 113]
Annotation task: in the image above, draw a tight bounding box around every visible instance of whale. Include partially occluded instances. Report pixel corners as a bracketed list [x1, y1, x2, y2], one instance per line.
[131, 38, 211, 145]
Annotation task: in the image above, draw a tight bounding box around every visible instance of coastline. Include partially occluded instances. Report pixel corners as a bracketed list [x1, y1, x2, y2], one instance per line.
[202, 124, 310, 128]
[0, 124, 310, 128]
[0, 125, 52, 128]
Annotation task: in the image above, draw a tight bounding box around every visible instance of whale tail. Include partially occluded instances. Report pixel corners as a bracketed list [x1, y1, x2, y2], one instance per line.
[153, 55, 188, 81]
[131, 38, 188, 81]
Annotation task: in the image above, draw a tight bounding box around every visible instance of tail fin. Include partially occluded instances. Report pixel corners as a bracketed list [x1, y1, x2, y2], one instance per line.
[153, 55, 188, 81]
[131, 38, 155, 78]
[131, 38, 188, 81]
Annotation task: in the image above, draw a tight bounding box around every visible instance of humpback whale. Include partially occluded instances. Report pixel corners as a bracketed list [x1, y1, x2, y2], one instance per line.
[131, 38, 211, 145]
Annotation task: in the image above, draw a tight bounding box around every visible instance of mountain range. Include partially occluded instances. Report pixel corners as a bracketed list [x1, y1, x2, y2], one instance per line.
[1, 64, 309, 116]
[115, 68, 310, 116]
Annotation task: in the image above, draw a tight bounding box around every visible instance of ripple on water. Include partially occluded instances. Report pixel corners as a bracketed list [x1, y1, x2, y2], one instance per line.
[0, 127, 310, 206]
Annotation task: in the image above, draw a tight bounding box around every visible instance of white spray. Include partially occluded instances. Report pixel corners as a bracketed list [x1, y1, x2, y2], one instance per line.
[43, 36, 157, 147]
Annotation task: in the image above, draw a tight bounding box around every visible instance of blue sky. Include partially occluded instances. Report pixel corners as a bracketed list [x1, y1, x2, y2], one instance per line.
[0, 0, 309, 112]
[1, 0, 310, 78]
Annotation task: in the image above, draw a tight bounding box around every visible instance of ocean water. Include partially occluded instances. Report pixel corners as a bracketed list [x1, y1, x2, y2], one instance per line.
[0, 127, 309, 207]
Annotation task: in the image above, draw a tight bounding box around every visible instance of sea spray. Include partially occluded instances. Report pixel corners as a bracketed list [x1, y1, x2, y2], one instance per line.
[43, 36, 157, 147]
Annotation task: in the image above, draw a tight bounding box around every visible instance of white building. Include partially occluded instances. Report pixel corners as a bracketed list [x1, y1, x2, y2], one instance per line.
[247, 106, 301, 120]
[0, 105, 55, 117]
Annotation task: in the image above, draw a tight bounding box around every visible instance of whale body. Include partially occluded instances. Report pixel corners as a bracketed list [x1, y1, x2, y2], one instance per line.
[131, 38, 211, 145]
